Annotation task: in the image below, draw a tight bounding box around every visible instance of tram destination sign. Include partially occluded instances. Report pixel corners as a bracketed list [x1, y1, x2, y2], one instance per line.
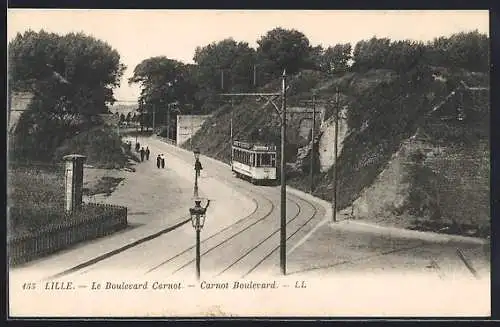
[233, 140, 276, 152]
[253, 145, 276, 151]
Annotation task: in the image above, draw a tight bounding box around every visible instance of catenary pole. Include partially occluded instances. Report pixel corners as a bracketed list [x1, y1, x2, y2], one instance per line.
[219, 67, 288, 276]
[152, 104, 156, 133]
[310, 93, 316, 193]
[167, 103, 170, 140]
[332, 87, 340, 223]
[280, 69, 287, 275]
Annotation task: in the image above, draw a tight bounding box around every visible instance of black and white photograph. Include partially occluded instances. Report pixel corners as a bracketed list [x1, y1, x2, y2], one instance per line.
[7, 9, 491, 317]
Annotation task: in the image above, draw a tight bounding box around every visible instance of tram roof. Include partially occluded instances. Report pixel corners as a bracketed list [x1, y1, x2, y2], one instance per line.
[233, 140, 277, 152]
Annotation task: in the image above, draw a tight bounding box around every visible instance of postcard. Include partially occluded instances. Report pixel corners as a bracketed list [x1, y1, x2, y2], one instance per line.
[7, 9, 491, 318]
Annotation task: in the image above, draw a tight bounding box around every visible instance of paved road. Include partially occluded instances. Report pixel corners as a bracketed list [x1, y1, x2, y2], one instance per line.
[60, 136, 326, 281]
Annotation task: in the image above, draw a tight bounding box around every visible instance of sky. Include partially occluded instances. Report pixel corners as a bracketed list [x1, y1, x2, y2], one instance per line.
[7, 9, 489, 103]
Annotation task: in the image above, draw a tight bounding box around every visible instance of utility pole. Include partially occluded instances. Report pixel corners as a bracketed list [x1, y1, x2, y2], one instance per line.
[253, 64, 257, 87]
[220, 68, 287, 276]
[280, 69, 287, 276]
[166, 103, 170, 139]
[309, 93, 316, 193]
[299, 94, 329, 194]
[152, 104, 156, 133]
[230, 98, 234, 163]
[221, 70, 225, 90]
[332, 87, 340, 223]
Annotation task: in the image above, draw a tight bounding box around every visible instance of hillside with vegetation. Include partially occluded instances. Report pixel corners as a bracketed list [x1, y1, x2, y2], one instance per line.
[172, 30, 490, 237]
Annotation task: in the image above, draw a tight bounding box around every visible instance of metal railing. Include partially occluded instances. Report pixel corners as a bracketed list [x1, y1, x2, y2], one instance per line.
[8, 203, 127, 266]
[157, 136, 177, 145]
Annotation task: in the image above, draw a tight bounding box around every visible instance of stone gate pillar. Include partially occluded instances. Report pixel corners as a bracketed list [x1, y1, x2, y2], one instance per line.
[63, 154, 87, 213]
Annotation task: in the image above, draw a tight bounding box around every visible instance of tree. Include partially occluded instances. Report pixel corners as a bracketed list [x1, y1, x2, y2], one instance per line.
[321, 43, 352, 73]
[385, 40, 426, 73]
[129, 56, 197, 121]
[193, 38, 256, 112]
[352, 37, 391, 71]
[425, 30, 489, 72]
[9, 30, 126, 161]
[9, 30, 126, 116]
[303, 45, 324, 71]
[256, 27, 312, 81]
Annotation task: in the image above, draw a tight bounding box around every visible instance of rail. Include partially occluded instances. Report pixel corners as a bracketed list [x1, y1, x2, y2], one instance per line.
[157, 136, 177, 146]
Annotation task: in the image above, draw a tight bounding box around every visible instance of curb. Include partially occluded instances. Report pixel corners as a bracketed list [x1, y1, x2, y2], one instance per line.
[336, 220, 489, 245]
[46, 216, 191, 280]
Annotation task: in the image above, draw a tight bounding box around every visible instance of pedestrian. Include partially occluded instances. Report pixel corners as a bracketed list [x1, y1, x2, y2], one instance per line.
[156, 155, 161, 169]
[140, 147, 145, 162]
[145, 147, 150, 160]
[135, 142, 140, 152]
[161, 154, 165, 169]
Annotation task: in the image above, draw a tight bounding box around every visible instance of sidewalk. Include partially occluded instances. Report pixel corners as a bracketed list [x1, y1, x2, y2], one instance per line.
[10, 157, 191, 278]
[10, 138, 255, 279]
[281, 188, 490, 280]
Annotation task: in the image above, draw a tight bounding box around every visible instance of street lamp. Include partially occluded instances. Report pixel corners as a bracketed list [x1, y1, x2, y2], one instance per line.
[193, 148, 203, 197]
[189, 199, 210, 281]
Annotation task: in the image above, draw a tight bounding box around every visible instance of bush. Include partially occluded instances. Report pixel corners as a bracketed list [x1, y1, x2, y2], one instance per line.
[53, 126, 129, 169]
[8, 166, 65, 208]
[8, 164, 128, 239]
[8, 166, 65, 236]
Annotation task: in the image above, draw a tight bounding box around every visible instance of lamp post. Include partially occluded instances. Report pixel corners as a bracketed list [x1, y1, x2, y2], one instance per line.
[189, 199, 210, 281]
[193, 148, 202, 198]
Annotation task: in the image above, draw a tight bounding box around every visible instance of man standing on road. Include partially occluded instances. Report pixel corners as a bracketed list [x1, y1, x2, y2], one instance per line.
[140, 147, 145, 162]
[156, 155, 161, 168]
[161, 154, 165, 169]
[145, 147, 150, 160]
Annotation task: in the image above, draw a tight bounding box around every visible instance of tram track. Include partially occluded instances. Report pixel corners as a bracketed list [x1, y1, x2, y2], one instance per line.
[215, 194, 313, 277]
[49, 137, 326, 279]
[168, 195, 302, 276]
[143, 144, 327, 277]
[241, 195, 319, 277]
[145, 192, 277, 274]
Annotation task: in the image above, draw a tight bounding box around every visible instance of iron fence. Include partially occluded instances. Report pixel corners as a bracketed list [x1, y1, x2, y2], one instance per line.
[8, 203, 127, 266]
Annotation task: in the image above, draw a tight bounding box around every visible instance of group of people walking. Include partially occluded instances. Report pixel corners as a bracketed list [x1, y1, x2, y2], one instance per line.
[138, 144, 150, 162]
[134, 141, 166, 169]
[156, 154, 166, 169]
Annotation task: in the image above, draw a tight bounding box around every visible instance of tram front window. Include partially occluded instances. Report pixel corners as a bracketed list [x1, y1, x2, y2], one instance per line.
[260, 153, 271, 166]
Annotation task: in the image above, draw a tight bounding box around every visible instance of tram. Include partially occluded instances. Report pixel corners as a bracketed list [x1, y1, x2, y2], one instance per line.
[231, 140, 277, 184]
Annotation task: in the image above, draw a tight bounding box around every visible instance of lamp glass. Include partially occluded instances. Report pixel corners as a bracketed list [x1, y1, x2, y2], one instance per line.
[199, 213, 206, 229]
